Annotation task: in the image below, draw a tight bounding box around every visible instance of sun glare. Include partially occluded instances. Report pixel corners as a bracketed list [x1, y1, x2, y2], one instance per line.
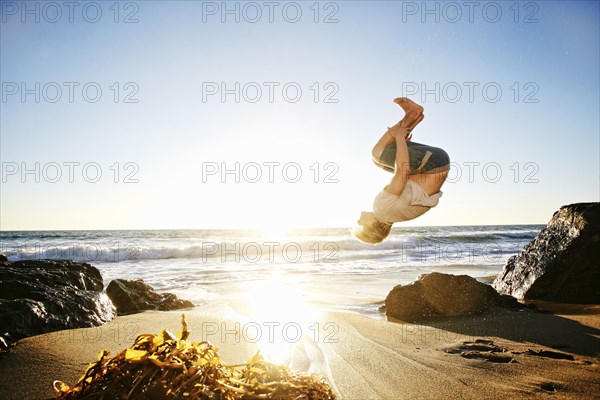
[258, 224, 290, 242]
[242, 270, 321, 366]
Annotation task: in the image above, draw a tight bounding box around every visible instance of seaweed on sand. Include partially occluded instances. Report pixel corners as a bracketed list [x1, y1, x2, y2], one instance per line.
[53, 315, 336, 400]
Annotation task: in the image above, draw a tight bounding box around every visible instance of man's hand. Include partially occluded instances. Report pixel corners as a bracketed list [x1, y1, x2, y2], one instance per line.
[388, 111, 424, 140]
[387, 123, 410, 139]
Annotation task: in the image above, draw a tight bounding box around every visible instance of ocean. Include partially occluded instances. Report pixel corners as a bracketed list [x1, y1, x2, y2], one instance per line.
[0, 225, 543, 316]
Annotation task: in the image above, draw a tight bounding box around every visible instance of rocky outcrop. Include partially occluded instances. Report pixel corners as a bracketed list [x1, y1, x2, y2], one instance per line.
[0, 258, 115, 349]
[106, 279, 194, 315]
[493, 203, 600, 303]
[384, 273, 521, 323]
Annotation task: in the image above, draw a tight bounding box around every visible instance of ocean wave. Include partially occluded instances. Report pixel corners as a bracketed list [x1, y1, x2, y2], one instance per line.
[415, 232, 538, 243]
[1, 237, 528, 264]
[1, 226, 540, 264]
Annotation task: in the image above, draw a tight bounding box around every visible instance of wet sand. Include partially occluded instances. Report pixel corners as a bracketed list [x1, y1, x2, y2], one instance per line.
[0, 302, 598, 400]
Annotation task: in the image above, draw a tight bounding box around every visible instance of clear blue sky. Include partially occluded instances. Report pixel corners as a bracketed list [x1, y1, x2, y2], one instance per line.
[1, 1, 598, 230]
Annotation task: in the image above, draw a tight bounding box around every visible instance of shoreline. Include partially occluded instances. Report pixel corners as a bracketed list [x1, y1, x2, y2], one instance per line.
[1, 302, 598, 400]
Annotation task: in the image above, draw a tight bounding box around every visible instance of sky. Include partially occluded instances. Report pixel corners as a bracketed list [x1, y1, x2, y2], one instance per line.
[1, 0, 599, 230]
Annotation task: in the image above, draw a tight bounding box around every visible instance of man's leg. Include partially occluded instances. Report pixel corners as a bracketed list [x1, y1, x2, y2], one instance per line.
[407, 142, 451, 195]
[372, 99, 424, 170]
[406, 142, 450, 174]
[377, 140, 449, 174]
[372, 114, 425, 172]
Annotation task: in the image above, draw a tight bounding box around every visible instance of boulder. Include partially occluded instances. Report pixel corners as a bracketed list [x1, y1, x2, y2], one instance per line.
[493, 203, 600, 303]
[0, 258, 115, 349]
[106, 279, 194, 315]
[385, 272, 520, 323]
[420, 273, 499, 316]
[384, 280, 435, 322]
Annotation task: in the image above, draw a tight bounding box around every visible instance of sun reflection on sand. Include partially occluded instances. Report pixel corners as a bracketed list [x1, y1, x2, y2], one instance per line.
[242, 270, 322, 366]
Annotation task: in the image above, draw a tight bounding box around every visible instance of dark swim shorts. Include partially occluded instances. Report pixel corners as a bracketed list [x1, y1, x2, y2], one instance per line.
[376, 141, 450, 174]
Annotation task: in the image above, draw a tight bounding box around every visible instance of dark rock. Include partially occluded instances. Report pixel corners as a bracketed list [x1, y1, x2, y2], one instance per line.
[495, 294, 526, 310]
[493, 203, 600, 303]
[420, 273, 496, 316]
[0, 259, 115, 349]
[444, 339, 514, 363]
[385, 281, 435, 322]
[0, 254, 8, 264]
[106, 279, 194, 315]
[385, 272, 517, 323]
[519, 349, 574, 361]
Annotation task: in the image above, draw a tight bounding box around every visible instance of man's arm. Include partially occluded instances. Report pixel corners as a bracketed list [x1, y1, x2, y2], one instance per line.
[372, 106, 423, 163]
[384, 127, 411, 195]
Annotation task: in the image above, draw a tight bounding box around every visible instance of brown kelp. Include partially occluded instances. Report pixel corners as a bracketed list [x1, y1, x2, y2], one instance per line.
[53, 315, 336, 400]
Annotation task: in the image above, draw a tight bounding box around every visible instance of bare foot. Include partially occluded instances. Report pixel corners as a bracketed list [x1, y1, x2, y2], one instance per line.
[388, 112, 424, 137]
[393, 97, 424, 117]
[393, 98, 424, 134]
[403, 112, 424, 132]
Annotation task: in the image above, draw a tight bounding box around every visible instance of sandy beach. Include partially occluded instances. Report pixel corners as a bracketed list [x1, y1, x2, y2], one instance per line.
[1, 301, 598, 400]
